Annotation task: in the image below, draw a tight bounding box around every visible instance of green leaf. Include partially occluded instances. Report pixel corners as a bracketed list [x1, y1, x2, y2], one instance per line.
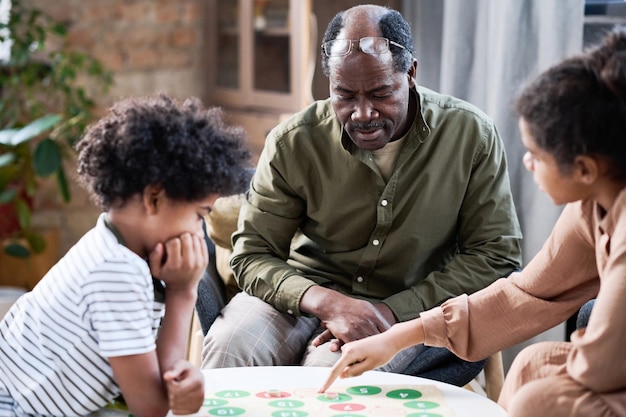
[0, 189, 17, 204]
[0, 129, 19, 145]
[51, 23, 67, 36]
[0, 152, 17, 167]
[56, 167, 71, 202]
[9, 114, 62, 146]
[25, 232, 46, 254]
[33, 138, 62, 176]
[4, 243, 31, 258]
[15, 199, 31, 230]
[34, 26, 46, 49]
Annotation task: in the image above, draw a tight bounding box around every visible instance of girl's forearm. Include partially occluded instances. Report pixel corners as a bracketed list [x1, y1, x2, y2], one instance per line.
[386, 318, 426, 353]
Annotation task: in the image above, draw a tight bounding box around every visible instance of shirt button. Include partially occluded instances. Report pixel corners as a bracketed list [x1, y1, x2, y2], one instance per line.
[381, 199, 388, 206]
[373, 239, 380, 246]
[356, 276, 364, 283]
[287, 309, 293, 315]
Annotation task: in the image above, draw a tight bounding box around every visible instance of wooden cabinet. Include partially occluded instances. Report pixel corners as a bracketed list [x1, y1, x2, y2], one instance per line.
[209, 0, 315, 112]
[208, 0, 316, 158]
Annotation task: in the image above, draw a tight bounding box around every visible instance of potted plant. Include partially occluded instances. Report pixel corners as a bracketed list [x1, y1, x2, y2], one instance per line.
[0, 0, 112, 263]
[0, 114, 62, 257]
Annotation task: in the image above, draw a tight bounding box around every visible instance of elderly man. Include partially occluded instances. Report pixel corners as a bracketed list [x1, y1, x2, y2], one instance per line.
[201, 4, 522, 386]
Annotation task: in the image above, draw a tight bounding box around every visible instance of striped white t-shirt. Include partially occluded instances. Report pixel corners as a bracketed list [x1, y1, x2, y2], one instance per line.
[0, 213, 165, 416]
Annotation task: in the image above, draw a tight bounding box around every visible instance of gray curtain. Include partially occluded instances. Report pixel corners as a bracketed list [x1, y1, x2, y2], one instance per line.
[402, 0, 585, 370]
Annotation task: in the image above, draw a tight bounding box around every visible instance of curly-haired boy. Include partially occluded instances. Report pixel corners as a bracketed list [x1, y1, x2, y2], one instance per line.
[0, 94, 251, 417]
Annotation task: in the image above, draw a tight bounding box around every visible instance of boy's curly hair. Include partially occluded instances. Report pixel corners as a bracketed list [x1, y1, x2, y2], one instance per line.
[76, 94, 252, 210]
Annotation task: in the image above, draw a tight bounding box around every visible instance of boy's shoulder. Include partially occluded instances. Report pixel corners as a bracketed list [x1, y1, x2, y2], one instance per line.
[58, 215, 149, 280]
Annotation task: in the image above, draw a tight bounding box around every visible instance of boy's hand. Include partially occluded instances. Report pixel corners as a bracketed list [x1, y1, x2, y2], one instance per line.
[163, 360, 205, 415]
[149, 233, 208, 290]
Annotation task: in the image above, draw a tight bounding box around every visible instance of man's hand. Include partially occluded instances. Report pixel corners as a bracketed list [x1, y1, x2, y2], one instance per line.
[301, 286, 397, 351]
[148, 233, 208, 291]
[163, 360, 205, 415]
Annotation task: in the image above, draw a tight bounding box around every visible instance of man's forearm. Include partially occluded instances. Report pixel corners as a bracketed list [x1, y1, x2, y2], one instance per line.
[299, 285, 343, 319]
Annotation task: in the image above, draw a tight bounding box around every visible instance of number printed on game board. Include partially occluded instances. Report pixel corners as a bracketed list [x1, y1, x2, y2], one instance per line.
[215, 390, 250, 399]
[204, 399, 228, 407]
[347, 385, 382, 396]
[269, 399, 305, 408]
[273, 411, 307, 417]
[198, 385, 455, 417]
[208, 406, 245, 416]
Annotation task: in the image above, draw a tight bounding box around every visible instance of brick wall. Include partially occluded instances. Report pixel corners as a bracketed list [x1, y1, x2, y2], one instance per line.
[32, 0, 211, 105]
[26, 0, 212, 256]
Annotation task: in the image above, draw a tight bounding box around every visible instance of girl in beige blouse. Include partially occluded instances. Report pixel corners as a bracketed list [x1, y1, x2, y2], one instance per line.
[320, 27, 626, 417]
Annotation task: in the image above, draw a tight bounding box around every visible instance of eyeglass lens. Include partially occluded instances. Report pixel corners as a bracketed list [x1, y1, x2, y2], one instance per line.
[360, 37, 387, 53]
[324, 37, 390, 57]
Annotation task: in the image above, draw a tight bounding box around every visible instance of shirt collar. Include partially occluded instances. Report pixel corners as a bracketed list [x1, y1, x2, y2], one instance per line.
[597, 186, 626, 235]
[103, 212, 127, 245]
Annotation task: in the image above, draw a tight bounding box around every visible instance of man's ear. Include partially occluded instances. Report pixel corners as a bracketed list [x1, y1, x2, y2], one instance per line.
[407, 59, 418, 88]
[143, 184, 165, 214]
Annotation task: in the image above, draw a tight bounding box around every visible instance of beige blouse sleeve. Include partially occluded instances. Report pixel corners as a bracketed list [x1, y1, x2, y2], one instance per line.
[567, 198, 626, 392]
[421, 201, 600, 361]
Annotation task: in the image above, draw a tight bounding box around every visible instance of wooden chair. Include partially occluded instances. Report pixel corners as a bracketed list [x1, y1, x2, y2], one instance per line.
[464, 351, 505, 402]
[187, 310, 204, 367]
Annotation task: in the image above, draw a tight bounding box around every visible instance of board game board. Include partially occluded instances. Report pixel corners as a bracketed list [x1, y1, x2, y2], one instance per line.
[187, 384, 455, 417]
[95, 384, 456, 417]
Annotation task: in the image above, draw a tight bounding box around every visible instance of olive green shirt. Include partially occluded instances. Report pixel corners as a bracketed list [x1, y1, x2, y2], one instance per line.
[231, 86, 522, 322]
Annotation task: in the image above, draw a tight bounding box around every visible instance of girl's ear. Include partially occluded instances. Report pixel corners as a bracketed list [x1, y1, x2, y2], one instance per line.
[143, 185, 165, 214]
[573, 155, 600, 185]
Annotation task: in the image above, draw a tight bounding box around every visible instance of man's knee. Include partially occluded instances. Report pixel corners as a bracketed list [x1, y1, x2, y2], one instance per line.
[401, 346, 485, 386]
[576, 299, 595, 329]
[201, 292, 319, 368]
[301, 341, 341, 367]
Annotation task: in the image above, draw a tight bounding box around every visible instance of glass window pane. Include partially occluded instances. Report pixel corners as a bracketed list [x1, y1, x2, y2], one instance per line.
[217, 2, 239, 89]
[253, 0, 290, 93]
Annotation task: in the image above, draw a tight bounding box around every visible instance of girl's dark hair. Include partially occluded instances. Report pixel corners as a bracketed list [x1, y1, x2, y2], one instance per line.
[76, 94, 251, 209]
[321, 7, 414, 76]
[515, 26, 626, 179]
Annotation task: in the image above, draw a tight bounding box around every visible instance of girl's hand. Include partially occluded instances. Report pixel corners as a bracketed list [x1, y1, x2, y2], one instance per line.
[319, 333, 397, 393]
[163, 360, 205, 415]
[319, 320, 425, 393]
[149, 233, 208, 291]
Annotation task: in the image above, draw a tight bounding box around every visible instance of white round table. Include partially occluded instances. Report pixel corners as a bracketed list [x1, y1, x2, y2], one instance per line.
[171, 366, 507, 417]
[0, 286, 27, 319]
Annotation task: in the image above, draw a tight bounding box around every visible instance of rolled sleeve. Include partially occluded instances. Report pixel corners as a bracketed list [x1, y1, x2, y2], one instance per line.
[419, 305, 448, 348]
